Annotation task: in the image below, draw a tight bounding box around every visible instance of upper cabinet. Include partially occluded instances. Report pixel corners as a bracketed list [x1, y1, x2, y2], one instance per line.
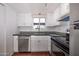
[60, 3, 70, 17]
[46, 6, 61, 26]
[17, 13, 33, 26]
[46, 13, 60, 26]
[17, 3, 70, 27]
[46, 3, 70, 26]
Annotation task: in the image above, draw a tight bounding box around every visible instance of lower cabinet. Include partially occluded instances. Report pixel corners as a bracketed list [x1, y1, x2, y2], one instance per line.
[14, 36, 18, 52]
[14, 35, 51, 52]
[31, 36, 51, 52]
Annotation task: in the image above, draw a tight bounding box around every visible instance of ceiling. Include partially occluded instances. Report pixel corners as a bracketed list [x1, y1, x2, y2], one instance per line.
[7, 3, 61, 14]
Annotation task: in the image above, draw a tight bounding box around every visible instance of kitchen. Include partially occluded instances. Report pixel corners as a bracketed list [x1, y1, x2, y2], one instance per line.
[0, 3, 79, 56]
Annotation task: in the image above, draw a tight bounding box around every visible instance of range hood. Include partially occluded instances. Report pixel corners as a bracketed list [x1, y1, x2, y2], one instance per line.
[58, 16, 70, 21]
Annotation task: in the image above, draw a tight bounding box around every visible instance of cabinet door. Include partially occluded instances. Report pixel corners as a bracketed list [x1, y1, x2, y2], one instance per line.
[46, 13, 60, 26]
[60, 3, 69, 17]
[14, 36, 18, 52]
[52, 7, 60, 25]
[31, 36, 51, 52]
[17, 13, 32, 26]
[46, 14, 55, 26]
[31, 39, 39, 52]
[31, 36, 39, 52]
[38, 36, 51, 51]
[39, 39, 48, 51]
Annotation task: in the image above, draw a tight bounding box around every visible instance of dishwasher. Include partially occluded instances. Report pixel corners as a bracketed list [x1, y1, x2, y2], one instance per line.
[18, 36, 30, 52]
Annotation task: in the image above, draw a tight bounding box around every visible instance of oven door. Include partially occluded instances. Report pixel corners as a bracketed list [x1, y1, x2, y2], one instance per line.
[51, 40, 65, 56]
[51, 38, 69, 56]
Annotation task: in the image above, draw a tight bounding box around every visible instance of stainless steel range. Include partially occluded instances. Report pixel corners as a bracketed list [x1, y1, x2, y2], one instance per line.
[50, 34, 69, 56]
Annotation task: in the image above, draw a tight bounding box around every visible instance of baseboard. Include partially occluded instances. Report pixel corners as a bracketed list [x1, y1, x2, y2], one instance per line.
[5, 52, 14, 56]
[10, 52, 14, 56]
[52, 51, 65, 56]
[17, 50, 50, 53]
[0, 53, 6, 56]
[31, 51, 49, 52]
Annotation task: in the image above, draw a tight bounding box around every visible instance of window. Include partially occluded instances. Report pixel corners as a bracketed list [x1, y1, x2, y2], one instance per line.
[33, 18, 46, 29]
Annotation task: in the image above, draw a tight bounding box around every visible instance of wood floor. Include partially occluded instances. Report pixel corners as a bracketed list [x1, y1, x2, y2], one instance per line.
[12, 52, 65, 56]
[13, 52, 50, 56]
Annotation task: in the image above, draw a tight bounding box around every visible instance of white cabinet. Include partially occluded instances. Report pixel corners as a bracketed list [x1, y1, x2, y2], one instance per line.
[14, 35, 51, 52]
[60, 3, 70, 17]
[46, 13, 60, 26]
[30, 38, 39, 52]
[14, 36, 18, 52]
[31, 36, 51, 52]
[17, 13, 33, 26]
[46, 6, 61, 26]
[46, 14, 54, 26]
[53, 7, 61, 21]
[46, 3, 69, 26]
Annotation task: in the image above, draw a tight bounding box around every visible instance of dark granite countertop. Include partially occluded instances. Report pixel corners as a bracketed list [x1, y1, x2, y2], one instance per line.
[13, 31, 68, 37]
[13, 34, 31, 36]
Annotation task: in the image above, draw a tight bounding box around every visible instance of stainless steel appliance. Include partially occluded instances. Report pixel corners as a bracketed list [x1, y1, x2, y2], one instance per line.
[18, 36, 30, 52]
[50, 34, 69, 56]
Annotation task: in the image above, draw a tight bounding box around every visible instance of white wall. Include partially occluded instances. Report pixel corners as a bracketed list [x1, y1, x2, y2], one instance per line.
[70, 3, 79, 56]
[5, 5, 17, 56]
[0, 4, 17, 56]
[0, 5, 6, 56]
